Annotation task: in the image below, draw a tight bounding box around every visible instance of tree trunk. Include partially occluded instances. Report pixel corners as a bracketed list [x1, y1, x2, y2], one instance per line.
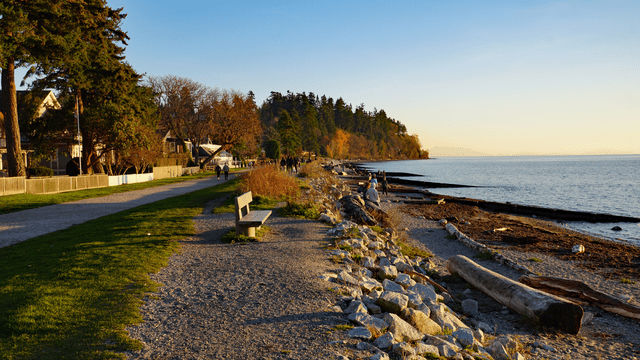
[446, 255, 584, 334]
[1, 58, 26, 177]
[520, 275, 640, 320]
[200, 147, 225, 169]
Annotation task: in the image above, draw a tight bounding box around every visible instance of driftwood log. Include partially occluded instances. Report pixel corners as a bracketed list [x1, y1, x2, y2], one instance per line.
[446, 255, 584, 334]
[520, 275, 640, 320]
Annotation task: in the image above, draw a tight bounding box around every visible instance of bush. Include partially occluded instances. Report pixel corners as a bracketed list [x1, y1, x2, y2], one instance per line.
[27, 166, 54, 177]
[239, 165, 300, 200]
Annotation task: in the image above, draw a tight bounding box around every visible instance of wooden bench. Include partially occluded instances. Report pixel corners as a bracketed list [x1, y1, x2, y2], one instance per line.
[235, 191, 272, 237]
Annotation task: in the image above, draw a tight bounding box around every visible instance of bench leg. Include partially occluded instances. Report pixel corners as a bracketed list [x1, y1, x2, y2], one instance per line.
[246, 226, 256, 238]
[236, 225, 256, 238]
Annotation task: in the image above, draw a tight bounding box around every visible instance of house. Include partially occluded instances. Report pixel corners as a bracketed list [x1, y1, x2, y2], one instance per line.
[0, 90, 63, 174]
[160, 130, 194, 155]
[197, 144, 234, 167]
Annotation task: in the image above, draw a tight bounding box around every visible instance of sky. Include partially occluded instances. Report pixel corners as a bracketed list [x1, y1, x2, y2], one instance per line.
[22, 0, 640, 156]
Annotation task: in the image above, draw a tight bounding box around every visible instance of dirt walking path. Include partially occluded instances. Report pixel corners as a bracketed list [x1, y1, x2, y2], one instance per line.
[124, 197, 353, 360]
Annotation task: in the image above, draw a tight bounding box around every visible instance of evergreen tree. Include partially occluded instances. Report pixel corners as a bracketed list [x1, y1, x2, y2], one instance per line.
[277, 109, 300, 156]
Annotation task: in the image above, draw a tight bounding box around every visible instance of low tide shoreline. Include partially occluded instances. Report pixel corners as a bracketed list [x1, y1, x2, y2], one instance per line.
[343, 161, 640, 224]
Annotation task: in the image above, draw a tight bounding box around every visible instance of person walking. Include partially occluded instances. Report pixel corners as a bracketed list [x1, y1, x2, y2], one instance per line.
[223, 163, 229, 180]
[380, 173, 389, 196]
[215, 164, 221, 180]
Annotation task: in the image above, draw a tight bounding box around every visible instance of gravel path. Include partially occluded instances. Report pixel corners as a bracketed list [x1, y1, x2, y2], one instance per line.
[0, 175, 236, 248]
[124, 197, 354, 360]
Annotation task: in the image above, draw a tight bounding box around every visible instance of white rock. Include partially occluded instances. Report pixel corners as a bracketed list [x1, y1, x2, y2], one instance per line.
[414, 342, 440, 357]
[391, 342, 416, 357]
[355, 267, 373, 278]
[379, 257, 392, 267]
[406, 292, 424, 309]
[488, 341, 510, 360]
[382, 313, 424, 342]
[408, 283, 438, 303]
[473, 328, 485, 343]
[380, 265, 398, 280]
[362, 256, 377, 269]
[347, 312, 388, 333]
[453, 328, 475, 347]
[382, 279, 405, 293]
[318, 273, 338, 282]
[394, 273, 417, 288]
[372, 332, 396, 349]
[438, 343, 459, 358]
[572, 244, 585, 254]
[377, 291, 409, 314]
[331, 250, 351, 258]
[368, 352, 390, 360]
[344, 300, 368, 314]
[374, 250, 387, 258]
[337, 270, 359, 285]
[514, 352, 526, 360]
[348, 326, 372, 340]
[396, 261, 414, 273]
[368, 241, 384, 250]
[360, 277, 384, 293]
[320, 212, 338, 224]
[369, 289, 383, 299]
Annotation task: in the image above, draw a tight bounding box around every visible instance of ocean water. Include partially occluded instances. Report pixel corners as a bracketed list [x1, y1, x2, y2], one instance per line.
[362, 155, 640, 245]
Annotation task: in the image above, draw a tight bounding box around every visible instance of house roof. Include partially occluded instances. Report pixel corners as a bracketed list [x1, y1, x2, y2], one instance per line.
[0, 90, 60, 123]
[197, 144, 231, 158]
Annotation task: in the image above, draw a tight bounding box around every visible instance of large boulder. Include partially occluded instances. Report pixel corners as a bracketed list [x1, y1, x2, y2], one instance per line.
[339, 195, 377, 225]
[382, 313, 424, 342]
[377, 291, 409, 313]
[401, 308, 442, 335]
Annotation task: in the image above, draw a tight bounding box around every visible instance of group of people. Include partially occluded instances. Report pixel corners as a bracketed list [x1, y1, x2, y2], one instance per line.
[214, 163, 230, 180]
[362, 170, 389, 208]
[280, 156, 305, 174]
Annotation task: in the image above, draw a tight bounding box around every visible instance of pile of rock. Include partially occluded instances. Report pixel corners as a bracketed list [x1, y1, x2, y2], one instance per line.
[321, 220, 528, 360]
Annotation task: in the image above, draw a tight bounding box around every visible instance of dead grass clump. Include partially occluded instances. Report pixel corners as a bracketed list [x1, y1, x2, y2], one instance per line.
[239, 165, 299, 200]
[382, 205, 403, 230]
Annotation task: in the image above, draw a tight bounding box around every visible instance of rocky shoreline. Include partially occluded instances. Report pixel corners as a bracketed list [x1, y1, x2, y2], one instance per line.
[312, 162, 640, 360]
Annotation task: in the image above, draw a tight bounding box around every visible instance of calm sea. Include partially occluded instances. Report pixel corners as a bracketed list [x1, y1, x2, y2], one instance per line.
[362, 155, 640, 245]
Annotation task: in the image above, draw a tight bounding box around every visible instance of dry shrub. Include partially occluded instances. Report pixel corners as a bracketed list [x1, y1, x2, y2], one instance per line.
[239, 165, 299, 200]
[381, 205, 403, 230]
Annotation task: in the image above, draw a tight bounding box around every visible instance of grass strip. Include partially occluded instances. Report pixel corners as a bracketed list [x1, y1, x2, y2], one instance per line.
[0, 170, 244, 215]
[0, 178, 240, 359]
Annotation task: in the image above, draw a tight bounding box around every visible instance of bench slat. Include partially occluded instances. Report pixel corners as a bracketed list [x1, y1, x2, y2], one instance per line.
[237, 210, 272, 226]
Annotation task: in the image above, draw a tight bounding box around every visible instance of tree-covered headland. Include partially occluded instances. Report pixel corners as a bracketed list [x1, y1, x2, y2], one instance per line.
[260, 91, 428, 160]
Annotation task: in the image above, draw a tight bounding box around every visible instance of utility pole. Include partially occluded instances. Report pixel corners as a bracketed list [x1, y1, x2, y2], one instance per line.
[75, 96, 82, 175]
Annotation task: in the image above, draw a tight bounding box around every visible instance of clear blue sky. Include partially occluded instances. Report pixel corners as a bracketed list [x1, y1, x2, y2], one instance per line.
[33, 1, 640, 155]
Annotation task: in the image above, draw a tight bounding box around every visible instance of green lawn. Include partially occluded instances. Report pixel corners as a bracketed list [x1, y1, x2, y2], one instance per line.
[0, 170, 244, 215]
[0, 179, 240, 359]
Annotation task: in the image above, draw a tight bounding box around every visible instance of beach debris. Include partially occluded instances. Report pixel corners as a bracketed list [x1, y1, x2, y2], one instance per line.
[437, 198, 446, 204]
[520, 275, 640, 320]
[572, 244, 585, 254]
[447, 255, 584, 334]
